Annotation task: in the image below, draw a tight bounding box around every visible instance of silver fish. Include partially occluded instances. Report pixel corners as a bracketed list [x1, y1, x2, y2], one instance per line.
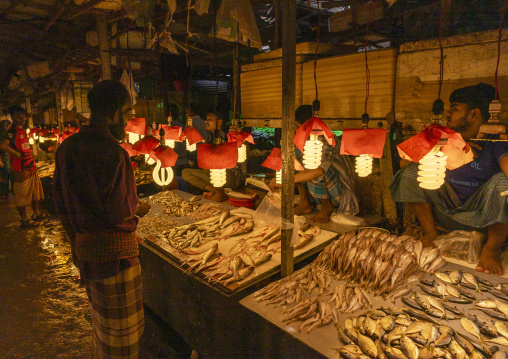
[495, 321, 508, 340]
[358, 333, 377, 358]
[400, 335, 419, 359]
[449, 269, 463, 285]
[426, 296, 447, 319]
[435, 271, 452, 283]
[493, 351, 508, 359]
[495, 299, 508, 317]
[461, 317, 484, 343]
[449, 339, 467, 359]
[380, 316, 396, 332]
[463, 272, 480, 292]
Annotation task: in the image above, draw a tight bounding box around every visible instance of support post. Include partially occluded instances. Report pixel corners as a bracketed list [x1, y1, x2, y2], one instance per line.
[96, 13, 111, 80]
[55, 89, 63, 133]
[273, 0, 280, 50]
[280, 0, 296, 277]
[232, 47, 241, 120]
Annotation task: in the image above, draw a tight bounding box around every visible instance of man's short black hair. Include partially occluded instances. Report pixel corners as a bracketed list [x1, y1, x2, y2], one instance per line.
[188, 102, 201, 115]
[295, 105, 313, 125]
[449, 83, 496, 122]
[87, 80, 130, 121]
[8, 105, 26, 117]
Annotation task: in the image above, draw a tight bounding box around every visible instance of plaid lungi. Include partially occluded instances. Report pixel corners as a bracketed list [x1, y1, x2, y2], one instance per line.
[85, 263, 144, 359]
[390, 163, 508, 232]
[306, 167, 343, 207]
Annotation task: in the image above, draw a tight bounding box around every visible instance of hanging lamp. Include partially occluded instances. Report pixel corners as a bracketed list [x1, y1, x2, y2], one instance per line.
[151, 128, 177, 187]
[184, 116, 204, 152]
[293, 115, 335, 170]
[125, 117, 147, 145]
[228, 119, 255, 164]
[197, 130, 238, 188]
[261, 148, 304, 185]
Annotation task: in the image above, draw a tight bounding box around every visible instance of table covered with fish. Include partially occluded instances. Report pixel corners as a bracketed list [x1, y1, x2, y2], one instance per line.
[137, 189, 339, 294]
[241, 228, 508, 359]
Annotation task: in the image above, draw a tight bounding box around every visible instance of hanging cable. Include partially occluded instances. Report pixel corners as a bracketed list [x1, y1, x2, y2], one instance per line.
[438, 9, 444, 100]
[363, 1, 372, 114]
[313, 0, 321, 102]
[495, 1, 506, 100]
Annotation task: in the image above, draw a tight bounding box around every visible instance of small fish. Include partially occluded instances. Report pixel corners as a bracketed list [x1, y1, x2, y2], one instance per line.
[402, 296, 424, 311]
[477, 308, 508, 322]
[435, 271, 452, 283]
[447, 296, 473, 305]
[476, 276, 494, 288]
[420, 279, 435, 287]
[496, 300, 508, 317]
[400, 335, 419, 359]
[421, 322, 438, 346]
[417, 284, 442, 298]
[474, 315, 498, 337]
[493, 351, 508, 359]
[445, 284, 461, 298]
[441, 302, 464, 316]
[461, 317, 485, 343]
[433, 280, 447, 299]
[382, 344, 406, 359]
[476, 299, 497, 309]
[495, 321, 508, 340]
[426, 296, 447, 319]
[358, 333, 377, 358]
[380, 315, 396, 332]
[403, 308, 441, 326]
[449, 339, 467, 359]
[435, 327, 453, 347]
[463, 272, 481, 292]
[449, 269, 463, 285]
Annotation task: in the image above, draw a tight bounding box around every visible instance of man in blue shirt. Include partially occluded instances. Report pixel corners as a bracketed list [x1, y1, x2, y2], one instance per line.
[390, 83, 508, 276]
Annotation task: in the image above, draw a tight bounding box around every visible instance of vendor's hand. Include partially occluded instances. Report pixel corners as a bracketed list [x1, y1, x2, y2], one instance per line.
[268, 178, 281, 192]
[228, 125, 239, 133]
[136, 202, 151, 217]
[501, 190, 508, 202]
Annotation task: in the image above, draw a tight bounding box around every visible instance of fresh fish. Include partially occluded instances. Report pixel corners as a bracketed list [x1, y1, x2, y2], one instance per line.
[400, 335, 419, 359]
[493, 351, 508, 359]
[449, 339, 467, 359]
[402, 296, 424, 311]
[433, 280, 447, 299]
[495, 321, 508, 340]
[403, 308, 442, 326]
[476, 276, 494, 288]
[447, 296, 473, 304]
[426, 296, 447, 319]
[415, 292, 432, 310]
[387, 326, 406, 345]
[445, 284, 461, 298]
[441, 302, 464, 316]
[432, 347, 453, 359]
[420, 279, 435, 287]
[421, 322, 438, 346]
[364, 315, 377, 337]
[477, 308, 508, 322]
[358, 333, 377, 358]
[380, 316, 396, 332]
[382, 344, 406, 359]
[461, 317, 485, 343]
[490, 289, 508, 303]
[476, 299, 498, 309]
[486, 336, 508, 346]
[449, 270, 463, 285]
[435, 271, 452, 283]
[457, 287, 476, 300]
[496, 300, 508, 317]
[463, 272, 481, 292]
[454, 332, 475, 355]
[338, 326, 355, 345]
[474, 315, 498, 337]
[404, 321, 423, 335]
[417, 284, 442, 298]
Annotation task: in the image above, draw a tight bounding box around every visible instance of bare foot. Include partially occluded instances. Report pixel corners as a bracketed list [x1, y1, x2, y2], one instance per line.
[420, 233, 437, 248]
[207, 190, 228, 202]
[294, 201, 312, 215]
[476, 245, 504, 276]
[203, 191, 213, 199]
[310, 207, 333, 223]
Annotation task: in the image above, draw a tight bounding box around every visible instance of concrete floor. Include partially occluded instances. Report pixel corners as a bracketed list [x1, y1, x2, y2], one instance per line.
[0, 195, 190, 359]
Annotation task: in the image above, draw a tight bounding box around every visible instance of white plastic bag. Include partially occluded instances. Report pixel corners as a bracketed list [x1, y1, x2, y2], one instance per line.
[330, 213, 366, 227]
[120, 69, 137, 106]
[434, 230, 483, 264]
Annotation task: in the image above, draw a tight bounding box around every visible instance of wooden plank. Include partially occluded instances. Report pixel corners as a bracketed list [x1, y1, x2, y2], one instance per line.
[280, 0, 296, 278]
[95, 13, 111, 80]
[239, 118, 388, 130]
[379, 131, 397, 227]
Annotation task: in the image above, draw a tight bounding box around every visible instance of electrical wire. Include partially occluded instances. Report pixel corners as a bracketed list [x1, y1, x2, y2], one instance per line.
[495, 1, 507, 100]
[363, 1, 372, 114]
[437, 8, 444, 100]
[314, 0, 320, 102]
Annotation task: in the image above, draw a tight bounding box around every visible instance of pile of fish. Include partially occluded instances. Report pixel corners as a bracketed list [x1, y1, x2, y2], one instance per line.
[135, 169, 153, 185]
[163, 196, 201, 217]
[314, 229, 445, 297]
[189, 203, 228, 221]
[164, 210, 255, 250]
[137, 215, 184, 235]
[336, 307, 508, 359]
[148, 190, 184, 205]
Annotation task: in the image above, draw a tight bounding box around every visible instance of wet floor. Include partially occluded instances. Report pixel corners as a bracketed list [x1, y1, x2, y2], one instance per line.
[0, 196, 190, 358]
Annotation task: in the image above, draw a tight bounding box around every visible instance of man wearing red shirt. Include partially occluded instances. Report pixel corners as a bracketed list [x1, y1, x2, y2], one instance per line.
[0, 105, 45, 227]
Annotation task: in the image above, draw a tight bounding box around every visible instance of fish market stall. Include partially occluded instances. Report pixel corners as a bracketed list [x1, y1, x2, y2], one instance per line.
[240, 228, 508, 358]
[138, 189, 340, 357]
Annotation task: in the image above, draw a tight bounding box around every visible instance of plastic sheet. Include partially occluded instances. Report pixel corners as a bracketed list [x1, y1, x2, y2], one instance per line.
[434, 230, 483, 264]
[253, 192, 305, 246]
[329, 213, 366, 227]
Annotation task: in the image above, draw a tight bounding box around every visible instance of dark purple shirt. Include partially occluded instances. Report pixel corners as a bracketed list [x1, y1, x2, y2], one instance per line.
[53, 125, 139, 234]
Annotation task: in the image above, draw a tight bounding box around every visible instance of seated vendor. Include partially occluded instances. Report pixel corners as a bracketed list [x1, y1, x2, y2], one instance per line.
[390, 83, 508, 276]
[269, 105, 358, 223]
[182, 112, 245, 202]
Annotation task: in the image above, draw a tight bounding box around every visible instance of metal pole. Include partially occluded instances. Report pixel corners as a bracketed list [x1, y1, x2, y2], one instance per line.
[96, 13, 112, 80]
[280, 0, 296, 277]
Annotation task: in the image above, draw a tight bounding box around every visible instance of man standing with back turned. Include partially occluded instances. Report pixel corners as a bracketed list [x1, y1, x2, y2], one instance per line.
[53, 81, 148, 358]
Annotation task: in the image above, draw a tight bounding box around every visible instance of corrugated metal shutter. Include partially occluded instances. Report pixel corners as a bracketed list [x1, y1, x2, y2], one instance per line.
[241, 48, 396, 119]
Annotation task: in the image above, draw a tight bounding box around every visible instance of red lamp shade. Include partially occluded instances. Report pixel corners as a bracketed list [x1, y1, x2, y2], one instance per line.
[340, 128, 387, 158]
[183, 126, 204, 145]
[261, 147, 304, 171]
[197, 142, 238, 169]
[397, 124, 473, 170]
[120, 142, 141, 157]
[132, 135, 160, 154]
[58, 132, 72, 143]
[52, 128, 60, 135]
[152, 146, 178, 168]
[125, 117, 147, 135]
[39, 129, 50, 136]
[227, 131, 256, 148]
[154, 125, 182, 140]
[294, 117, 336, 152]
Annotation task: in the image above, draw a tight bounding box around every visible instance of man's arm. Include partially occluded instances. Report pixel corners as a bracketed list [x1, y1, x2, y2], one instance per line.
[269, 167, 325, 192]
[500, 156, 508, 177]
[0, 139, 21, 158]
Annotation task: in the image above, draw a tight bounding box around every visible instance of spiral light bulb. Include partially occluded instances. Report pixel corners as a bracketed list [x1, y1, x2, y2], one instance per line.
[238, 144, 247, 163]
[128, 132, 138, 144]
[26, 128, 30, 134]
[29, 138, 34, 145]
[39, 136, 45, 143]
[186, 139, 196, 152]
[145, 154, 156, 165]
[152, 160, 174, 186]
[417, 147, 447, 190]
[167, 140, 175, 148]
[355, 154, 373, 177]
[302, 134, 323, 169]
[210, 169, 227, 187]
[275, 170, 282, 185]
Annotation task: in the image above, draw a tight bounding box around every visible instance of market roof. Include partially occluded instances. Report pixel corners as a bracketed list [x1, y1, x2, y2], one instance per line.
[0, 0, 503, 106]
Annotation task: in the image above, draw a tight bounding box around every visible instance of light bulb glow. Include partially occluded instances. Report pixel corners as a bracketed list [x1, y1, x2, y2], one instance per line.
[26, 128, 30, 134]
[167, 140, 175, 148]
[417, 148, 447, 190]
[210, 169, 227, 187]
[29, 138, 34, 145]
[302, 137, 323, 169]
[34, 134, 38, 140]
[355, 154, 373, 177]
[186, 139, 196, 151]
[238, 144, 247, 163]
[39, 136, 45, 143]
[128, 132, 138, 144]
[152, 160, 174, 186]
[275, 170, 282, 185]
[145, 154, 156, 165]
